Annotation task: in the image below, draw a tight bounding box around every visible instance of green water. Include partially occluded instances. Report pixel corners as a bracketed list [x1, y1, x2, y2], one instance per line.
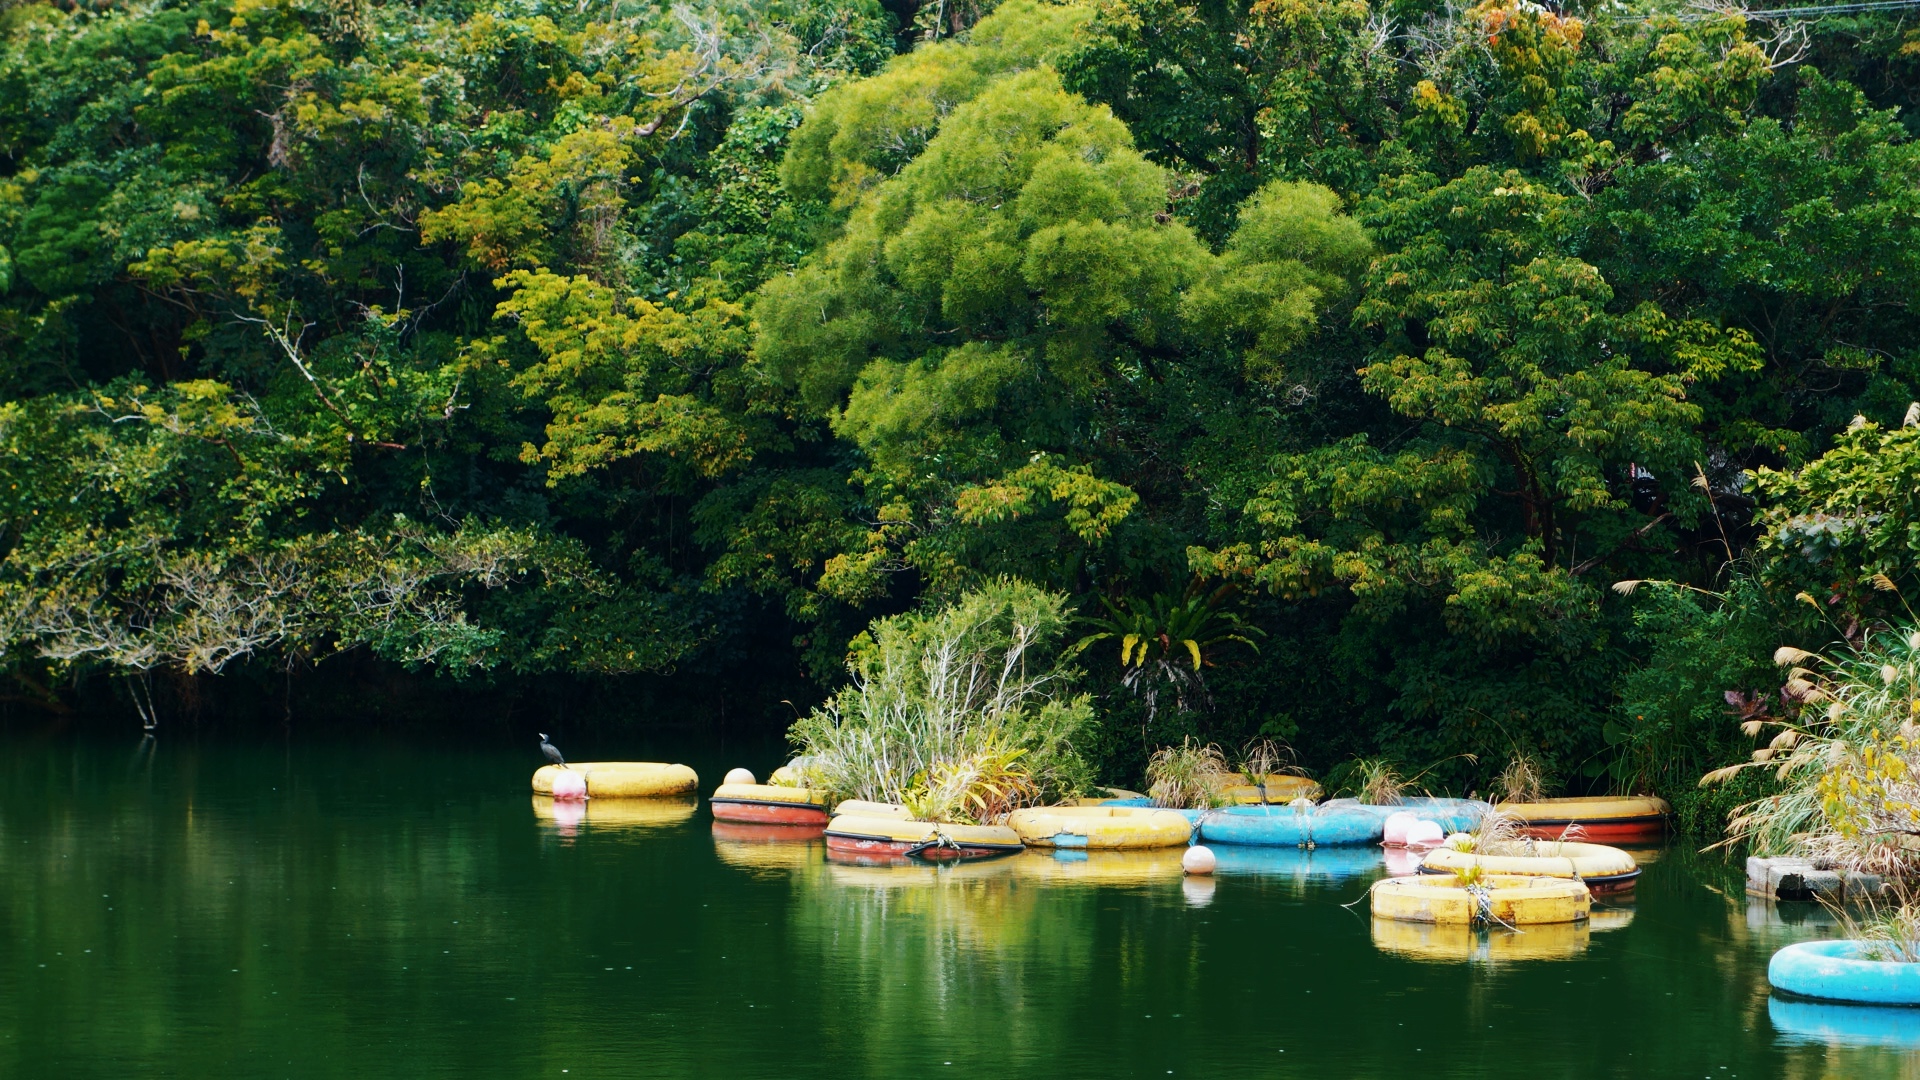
[1, 736, 1911, 1078]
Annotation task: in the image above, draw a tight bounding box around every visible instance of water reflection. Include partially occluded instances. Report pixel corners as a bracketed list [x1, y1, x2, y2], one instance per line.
[712, 817, 825, 862]
[1746, 898, 1842, 932]
[2, 738, 1889, 1078]
[1181, 876, 1216, 907]
[1769, 995, 1920, 1048]
[1369, 899, 1634, 964]
[1213, 843, 1386, 883]
[1371, 918, 1593, 963]
[530, 795, 698, 838]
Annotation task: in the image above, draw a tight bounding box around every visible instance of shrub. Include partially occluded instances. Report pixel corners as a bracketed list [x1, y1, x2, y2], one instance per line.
[788, 578, 1095, 822]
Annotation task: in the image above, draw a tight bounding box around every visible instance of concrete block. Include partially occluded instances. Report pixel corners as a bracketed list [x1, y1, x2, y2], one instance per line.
[1747, 856, 1887, 901]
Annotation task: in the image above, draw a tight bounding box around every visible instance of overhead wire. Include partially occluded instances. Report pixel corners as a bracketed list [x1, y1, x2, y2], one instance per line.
[1617, 0, 1920, 20]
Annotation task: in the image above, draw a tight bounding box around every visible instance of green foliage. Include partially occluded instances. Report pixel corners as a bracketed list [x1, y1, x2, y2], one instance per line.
[1609, 578, 1787, 801]
[1754, 413, 1920, 613]
[3, 0, 1920, 786]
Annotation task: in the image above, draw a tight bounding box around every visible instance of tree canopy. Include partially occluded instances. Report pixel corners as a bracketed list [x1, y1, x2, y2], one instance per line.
[5, 0, 1920, 801]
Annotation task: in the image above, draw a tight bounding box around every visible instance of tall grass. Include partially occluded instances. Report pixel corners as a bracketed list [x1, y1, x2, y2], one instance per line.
[1338, 757, 1406, 804]
[1495, 752, 1548, 804]
[1331, 753, 1478, 804]
[1701, 620, 1920, 876]
[788, 578, 1095, 823]
[1827, 886, 1920, 962]
[1145, 739, 1231, 809]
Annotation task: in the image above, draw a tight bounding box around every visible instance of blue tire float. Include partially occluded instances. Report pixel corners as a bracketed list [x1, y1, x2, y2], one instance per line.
[1338, 797, 1493, 834]
[1192, 797, 1492, 847]
[1197, 804, 1383, 846]
[1770, 939, 1920, 1006]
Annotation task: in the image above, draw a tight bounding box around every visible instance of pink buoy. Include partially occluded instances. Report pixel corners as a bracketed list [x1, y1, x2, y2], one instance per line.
[1382, 811, 1419, 847]
[1182, 845, 1217, 875]
[1404, 819, 1445, 848]
[550, 770, 588, 801]
[724, 767, 756, 786]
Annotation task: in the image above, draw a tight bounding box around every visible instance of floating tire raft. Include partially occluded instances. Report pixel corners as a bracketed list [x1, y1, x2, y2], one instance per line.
[1770, 939, 1920, 1005]
[1495, 796, 1670, 842]
[710, 783, 831, 826]
[531, 762, 698, 798]
[824, 813, 1024, 861]
[1007, 806, 1194, 850]
[1372, 873, 1591, 925]
[1421, 840, 1641, 894]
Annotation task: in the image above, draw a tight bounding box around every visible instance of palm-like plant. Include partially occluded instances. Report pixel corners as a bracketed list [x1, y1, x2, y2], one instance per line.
[1074, 583, 1263, 738]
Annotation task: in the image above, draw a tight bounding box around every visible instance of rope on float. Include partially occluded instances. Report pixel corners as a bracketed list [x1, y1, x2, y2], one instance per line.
[1466, 881, 1524, 933]
[903, 829, 961, 860]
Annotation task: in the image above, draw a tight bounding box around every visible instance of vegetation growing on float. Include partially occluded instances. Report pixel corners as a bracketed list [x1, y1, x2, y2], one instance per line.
[785, 578, 1094, 822]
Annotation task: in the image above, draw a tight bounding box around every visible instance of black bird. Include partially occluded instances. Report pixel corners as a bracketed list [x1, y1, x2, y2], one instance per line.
[538, 733, 568, 769]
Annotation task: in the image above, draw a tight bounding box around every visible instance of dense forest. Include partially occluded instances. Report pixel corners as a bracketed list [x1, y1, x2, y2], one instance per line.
[4, 0, 1920, 820]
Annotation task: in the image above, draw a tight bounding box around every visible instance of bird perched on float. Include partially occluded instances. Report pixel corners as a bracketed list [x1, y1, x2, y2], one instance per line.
[538, 733, 567, 768]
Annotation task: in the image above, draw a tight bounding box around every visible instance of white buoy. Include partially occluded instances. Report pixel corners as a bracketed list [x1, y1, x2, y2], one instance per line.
[1404, 819, 1446, 848]
[1182, 845, 1217, 875]
[1444, 832, 1475, 852]
[550, 770, 588, 801]
[724, 767, 756, 786]
[1382, 811, 1419, 847]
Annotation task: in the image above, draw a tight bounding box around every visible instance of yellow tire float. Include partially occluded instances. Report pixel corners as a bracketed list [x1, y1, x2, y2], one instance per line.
[1371, 873, 1591, 925]
[832, 799, 912, 818]
[1421, 839, 1640, 893]
[710, 782, 830, 825]
[824, 813, 1025, 861]
[531, 762, 698, 798]
[1495, 795, 1670, 842]
[1006, 805, 1194, 850]
[1219, 773, 1322, 805]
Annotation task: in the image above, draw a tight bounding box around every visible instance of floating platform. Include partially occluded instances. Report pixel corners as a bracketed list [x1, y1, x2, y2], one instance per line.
[824, 814, 1025, 860]
[1372, 873, 1591, 925]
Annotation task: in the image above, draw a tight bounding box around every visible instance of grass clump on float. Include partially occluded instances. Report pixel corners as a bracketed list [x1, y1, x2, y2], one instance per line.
[787, 578, 1095, 825]
[1336, 757, 1407, 805]
[1332, 753, 1477, 806]
[1145, 738, 1232, 809]
[1233, 737, 1312, 803]
[1495, 751, 1549, 804]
